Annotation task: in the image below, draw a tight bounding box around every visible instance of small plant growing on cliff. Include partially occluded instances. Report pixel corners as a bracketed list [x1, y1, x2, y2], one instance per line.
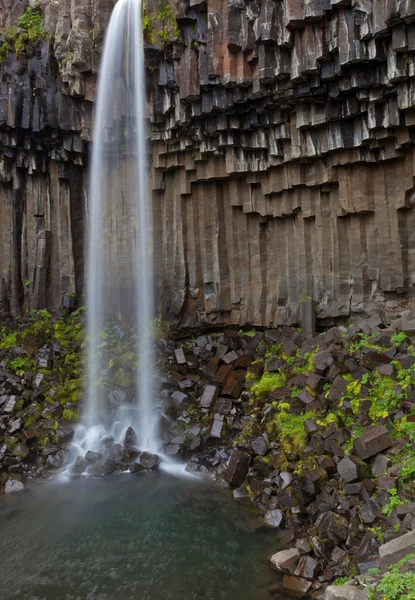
[0, 6, 45, 63]
[391, 331, 406, 347]
[382, 489, 404, 517]
[368, 554, 415, 600]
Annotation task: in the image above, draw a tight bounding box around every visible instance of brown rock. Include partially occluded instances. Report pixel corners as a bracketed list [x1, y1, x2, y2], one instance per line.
[354, 427, 393, 460]
[223, 450, 251, 487]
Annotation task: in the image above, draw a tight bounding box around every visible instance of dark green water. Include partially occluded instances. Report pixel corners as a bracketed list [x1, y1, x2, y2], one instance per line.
[0, 473, 283, 600]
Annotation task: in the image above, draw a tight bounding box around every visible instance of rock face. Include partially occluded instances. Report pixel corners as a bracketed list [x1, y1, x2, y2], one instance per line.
[0, 1, 414, 325]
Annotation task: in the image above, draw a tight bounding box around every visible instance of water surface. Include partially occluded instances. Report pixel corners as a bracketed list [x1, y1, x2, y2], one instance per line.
[0, 474, 284, 600]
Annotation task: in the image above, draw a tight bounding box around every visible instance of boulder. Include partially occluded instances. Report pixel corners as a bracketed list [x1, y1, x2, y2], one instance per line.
[46, 450, 65, 469]
[224, 450, 251, 487]
[315, 511, 348, 544]
[200, 384, 219, 408]
[313, 351, 334, 373]
[71, 456, 88, 474]
[123, 426, 138, 448]
[337, 456, 367, 483]
[282, 574, 312, 598]
[379, 531, 415, 569]
[294, 555, 320, 580]
[269, 548, 300, 572]
[325, 585, 368, 600]
[371, 454, 392, 477]
[5, 479, 24, 494]
[354, 427, 393, 460]
[139, 452, 160, 470]
[264, 509, 284, 528]
[251, 436, 268, 456]
[85, 451, 102, 463]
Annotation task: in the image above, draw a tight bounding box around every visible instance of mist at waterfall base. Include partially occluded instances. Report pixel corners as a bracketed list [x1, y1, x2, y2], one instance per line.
[70, 0, 159, 466]
[0, 474, 288, 600]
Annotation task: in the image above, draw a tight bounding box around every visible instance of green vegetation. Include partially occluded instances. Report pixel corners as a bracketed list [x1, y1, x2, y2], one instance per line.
[392, 331, 407, 347]
[382, 489, 404, 517]
[142, 3, 156, 44]
[368, 554, 415, 600]
[251, 372, 285, 399]
[156, 0, 180, 44]
[142, 0, 180, 46]
[268, 405, 317, 454]
[0, 6, 45, 63]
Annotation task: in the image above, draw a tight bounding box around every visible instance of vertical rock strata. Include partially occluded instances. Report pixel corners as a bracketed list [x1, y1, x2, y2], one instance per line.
[0, 0, 414, 326]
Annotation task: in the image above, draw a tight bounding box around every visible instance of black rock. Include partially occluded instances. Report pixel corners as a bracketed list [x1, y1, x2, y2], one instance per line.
[85, 451, 102, 463]
[139, 452, 160, 470]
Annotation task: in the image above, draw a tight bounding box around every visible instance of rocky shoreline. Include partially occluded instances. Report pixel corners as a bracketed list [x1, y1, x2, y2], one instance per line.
[2, 306, 415, 598]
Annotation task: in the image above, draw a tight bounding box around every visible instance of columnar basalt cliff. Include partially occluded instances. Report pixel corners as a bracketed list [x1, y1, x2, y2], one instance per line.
[0, 0, 414, 327]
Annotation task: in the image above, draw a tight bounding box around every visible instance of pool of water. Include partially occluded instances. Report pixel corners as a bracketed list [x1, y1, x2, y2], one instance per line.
[0, 473, 285, 600]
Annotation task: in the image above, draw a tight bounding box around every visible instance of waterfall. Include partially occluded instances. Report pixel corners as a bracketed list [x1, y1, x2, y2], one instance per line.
[67, 0, 159, 468]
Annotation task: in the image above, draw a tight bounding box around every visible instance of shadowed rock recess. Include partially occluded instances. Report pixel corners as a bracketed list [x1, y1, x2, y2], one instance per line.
[0, 0, 414, 326]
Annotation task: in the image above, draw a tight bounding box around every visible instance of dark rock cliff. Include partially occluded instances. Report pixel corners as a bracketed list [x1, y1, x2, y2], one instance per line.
[0, 0, 414, 327]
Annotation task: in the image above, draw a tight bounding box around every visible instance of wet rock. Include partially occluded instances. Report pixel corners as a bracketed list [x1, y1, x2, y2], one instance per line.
[71, 456, 88, 474]
[224, 450, 251, 487]
[282, 574, 311, 598]
[101, 458, 117, 475]
[139, 452, 160, 470]
[379, 530, 415, 569]
[264, 509, 284, 528]
[85, 451, 102, 463]
[269, 548, 300, 571]
[165, 443, 181, 456]
[354, 427, 393, 460]
[5, 479, 25, 494]
[107, 444, 124, 463]
[46, 450, 65, 469]
[123, 426, 137, 448]
[315, 511, 348, 544]
[130, 461, 145, 473]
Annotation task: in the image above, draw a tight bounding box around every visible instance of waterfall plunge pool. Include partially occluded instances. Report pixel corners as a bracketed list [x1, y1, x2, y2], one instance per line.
[0, 473, 288, 600]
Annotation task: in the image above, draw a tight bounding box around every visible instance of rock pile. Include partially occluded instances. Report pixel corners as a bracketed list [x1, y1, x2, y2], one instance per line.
[158, 315, 415, 597]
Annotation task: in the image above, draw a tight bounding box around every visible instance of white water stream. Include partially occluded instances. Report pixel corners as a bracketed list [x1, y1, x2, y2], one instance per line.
[65, 0, 163, 472]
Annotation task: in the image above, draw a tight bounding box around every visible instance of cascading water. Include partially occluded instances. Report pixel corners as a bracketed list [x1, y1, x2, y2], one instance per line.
[65, 0, 162, 472]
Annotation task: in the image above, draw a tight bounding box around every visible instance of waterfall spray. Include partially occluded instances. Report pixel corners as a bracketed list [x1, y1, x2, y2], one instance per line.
[70, 0, 159, 463]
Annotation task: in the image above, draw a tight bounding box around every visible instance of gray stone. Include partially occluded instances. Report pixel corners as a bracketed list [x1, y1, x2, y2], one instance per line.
[325, 586, 368, 600]
[5, 479, 24, 494]
[251, 436, 267, 456]
[270, 548, 300, 572]
[372, 454, 392, 478]
[264, 509, 284, 528]
[139, 452, 160, 470]
[200, 384, 219, 408]
[354, 427, 393, 460]
[379, 531, 415, 569]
